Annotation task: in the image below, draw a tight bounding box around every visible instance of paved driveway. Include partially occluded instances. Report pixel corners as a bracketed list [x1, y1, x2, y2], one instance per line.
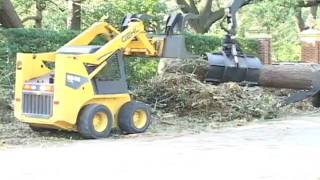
[0, 115, 320, 180]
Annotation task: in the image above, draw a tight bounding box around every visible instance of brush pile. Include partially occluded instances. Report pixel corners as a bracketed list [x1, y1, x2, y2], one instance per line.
[134, 74, 279, 122]
[134, 60, 317, 123]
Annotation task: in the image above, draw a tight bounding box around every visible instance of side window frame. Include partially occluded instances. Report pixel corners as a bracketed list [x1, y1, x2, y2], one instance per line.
[92, 51, 128, 94]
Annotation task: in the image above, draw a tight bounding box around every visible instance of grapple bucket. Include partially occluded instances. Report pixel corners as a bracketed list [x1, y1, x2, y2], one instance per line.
[162, 35, 197, 59]
[161, 13, 198, 59]
[206, 53, 263, 84]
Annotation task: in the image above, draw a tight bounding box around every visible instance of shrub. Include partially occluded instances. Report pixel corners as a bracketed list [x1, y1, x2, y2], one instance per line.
[1, 28, 77, 56]
[185, 33, 260, 57]
[125, 57, 158, 87]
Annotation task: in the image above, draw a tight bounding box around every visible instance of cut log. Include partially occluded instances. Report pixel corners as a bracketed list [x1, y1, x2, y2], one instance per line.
[159, 59, 320, 91]
[259, 64, 320, 90]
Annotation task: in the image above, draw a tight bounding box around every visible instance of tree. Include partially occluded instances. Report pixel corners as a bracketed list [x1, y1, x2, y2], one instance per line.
[21, 0, 46, 28]
[175, 0, 227, 34]
[294, 0, 320, 31]
[175, 0, 320, 34]
[0, 0, 23, 28]
[82, 0, 167, 31]
[67, 0, 81, 30]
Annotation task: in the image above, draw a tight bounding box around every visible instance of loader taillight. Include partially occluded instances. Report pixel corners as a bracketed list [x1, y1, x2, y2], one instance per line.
[23, 84, 54, 92]
[40, 85, 54, 92]
[23, 84, 36, 91]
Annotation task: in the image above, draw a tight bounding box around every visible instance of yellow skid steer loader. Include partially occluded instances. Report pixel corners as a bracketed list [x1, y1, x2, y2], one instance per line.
[14, 14, 195, 139]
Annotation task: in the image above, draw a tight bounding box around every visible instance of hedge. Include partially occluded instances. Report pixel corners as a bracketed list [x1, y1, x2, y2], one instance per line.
[185, 33, 259, 56]
[0, 28, 260, 92]
[1, 28, 78, 55]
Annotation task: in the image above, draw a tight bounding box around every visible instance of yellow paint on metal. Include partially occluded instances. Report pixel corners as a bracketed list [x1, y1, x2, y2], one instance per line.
[62, 21, 161, 64]
[133, 110, 147, 129]
[14, 53, 53, 119]
[93, 112, 108, 132]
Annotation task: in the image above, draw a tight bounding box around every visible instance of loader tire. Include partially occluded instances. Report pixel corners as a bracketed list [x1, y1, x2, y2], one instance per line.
[77, 104, 113, 139]
[118, 101, 151, 134]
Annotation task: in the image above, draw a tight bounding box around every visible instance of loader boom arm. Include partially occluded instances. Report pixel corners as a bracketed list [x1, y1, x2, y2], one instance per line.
[58, 20, 158, 65]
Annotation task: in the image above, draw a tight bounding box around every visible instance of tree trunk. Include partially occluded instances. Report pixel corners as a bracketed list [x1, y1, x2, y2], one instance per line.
[0, 0, 23, 28]
[21, 0, 46, 28]
[67, 0, 81, 30]
[259, 64, 320, 90]
[175, 0, 226, 34]
[35, 0, 44, 28]
[294, 7, 306, 31]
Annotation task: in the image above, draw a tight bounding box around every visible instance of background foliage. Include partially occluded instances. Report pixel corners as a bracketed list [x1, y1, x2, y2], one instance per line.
[239, 2, 302, 61]
[82, 0, 168, 31]
[0, 28, 260, 94]
[185, 33, 259, 56]
[8, 0, 313, 61]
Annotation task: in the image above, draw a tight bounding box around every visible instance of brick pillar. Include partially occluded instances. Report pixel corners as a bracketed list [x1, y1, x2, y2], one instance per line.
[301, 41, 320, 63]
[257, 37, 272, 65]
[301, 29, 320, 64]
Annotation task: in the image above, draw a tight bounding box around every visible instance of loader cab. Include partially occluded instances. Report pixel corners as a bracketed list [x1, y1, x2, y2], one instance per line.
[91, 51, 128, 95]
[57, 46, 129, 95]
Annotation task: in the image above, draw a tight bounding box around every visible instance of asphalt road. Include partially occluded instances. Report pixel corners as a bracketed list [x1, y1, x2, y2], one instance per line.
[0, 115, 320, 180]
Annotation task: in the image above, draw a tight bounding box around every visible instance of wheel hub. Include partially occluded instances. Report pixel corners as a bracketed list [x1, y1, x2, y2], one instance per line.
[93, 112, 108, 132]
[133, 110, 147, 129]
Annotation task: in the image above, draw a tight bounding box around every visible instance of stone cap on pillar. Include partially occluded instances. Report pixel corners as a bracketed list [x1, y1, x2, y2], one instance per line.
[300, 29, 320, 43]
[245, 32, 272, 40]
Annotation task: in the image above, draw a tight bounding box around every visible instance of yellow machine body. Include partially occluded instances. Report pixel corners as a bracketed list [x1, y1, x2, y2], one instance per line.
[14, 21, 165, 131]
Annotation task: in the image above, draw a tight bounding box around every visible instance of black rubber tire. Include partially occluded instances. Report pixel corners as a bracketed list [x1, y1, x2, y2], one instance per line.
[118, 101, 151, 134]
[312, 93, 320, 108]
[77, 104, 113, 139]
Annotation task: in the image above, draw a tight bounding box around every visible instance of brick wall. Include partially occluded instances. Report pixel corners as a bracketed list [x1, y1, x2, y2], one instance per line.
[301, 41, 320, 64]
[300, 29, 320, 64]
[257, 38, 272, 65]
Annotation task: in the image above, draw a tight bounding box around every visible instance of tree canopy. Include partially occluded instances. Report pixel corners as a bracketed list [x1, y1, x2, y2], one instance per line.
[1, 0, 320, 61]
